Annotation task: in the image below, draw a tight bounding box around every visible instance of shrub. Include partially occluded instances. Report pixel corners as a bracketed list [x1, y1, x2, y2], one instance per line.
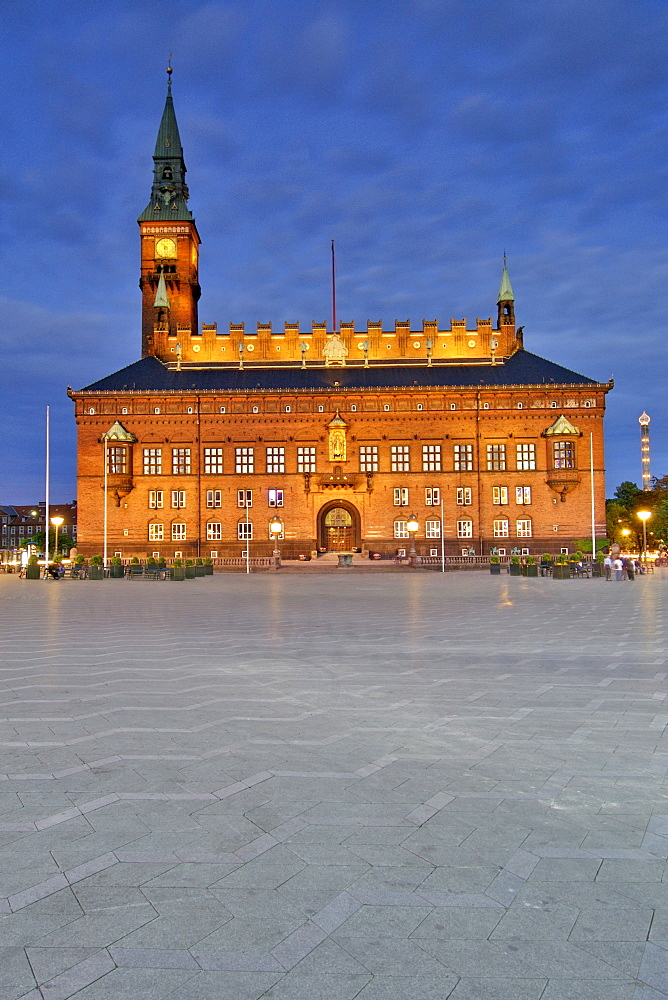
[110, 556, 122, 565]
[130, 556, 140, 564]
[90, 555, 103, 566]
[195, 557, 203, 565]
[490, 555, 500, 564]
[511, 555, 521, 564]
[185, 559, 193, 567]
[525, 556, 535, 565]
[173, 558, 182, 567]
[28, 555, 38, 565]
[75, 554, 85, 564]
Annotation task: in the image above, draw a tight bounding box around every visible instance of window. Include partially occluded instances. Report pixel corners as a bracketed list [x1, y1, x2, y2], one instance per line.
[391, 445, 410, 472]
[121, 407, 128, 415]
[454, 444, 473, 471]
[516, 486, 532, 505]
[238, 489, 252, 508]
[26, 525, 33, 535]
[148, 523, 164, 541]
[285, 405, 291, 413]
[204, 448, 223, 474]
[487, 444, 506, 471]
[426, 520, 441, 538]
[210, 550, 218, 558]
[417, 403, 423, 411]
[550, 401, 557, 408]
[350, 404, 357, 412]
[268, 489, 284, 507]
[238, 521, 253, 540]
[422, 444, 442, 471]
[516, 443, 536, 471]
[393, 487, 409, 506]
[171, 490, 186, 509]
[394, 520, 409, 538]
[493, 519, 509, 537]
[207, 522, 222, 540]
[154, 407, 160, 415]
[425, 487, 440, 506]
[297, 446, 316, 473]
[450, 403, 457, 410]
[359, 446, 379, 472]
[171, 523, 187, 541]
[516, 519, 532, 538]
[235, 447, 254, 474]
[317, 405, 324, 413]
[483, 402, 489, 410]
[457, 519, 473, 538]
[107, 446, 127, 475]
[457, 487, 472, 506]
[383, 404, 390, 412]
[143, 448, 162, 475]
[172, 448, 191, 474]
[206, 489, 222, 508]
[517, 402, 523, 409]
[252, 406, 259, 413]
[266, 447, 285, 474]
[88, 408, 95, 415]
[553, 441, 574, 469]
[149, 490, 164, 509]
[219, 406, 226, 413]
[492, 486, 508, 505]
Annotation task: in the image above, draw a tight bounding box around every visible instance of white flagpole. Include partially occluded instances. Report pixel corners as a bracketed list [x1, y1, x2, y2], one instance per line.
[103, 435, 108, 570]
[44, 405, 50, 578]
[245, 495, 250, 574]
[590, 432, 596, 561]
[440, 497, 445, 573]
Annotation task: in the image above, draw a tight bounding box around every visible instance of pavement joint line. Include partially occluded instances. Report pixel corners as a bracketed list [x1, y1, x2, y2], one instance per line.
[17, 949, 117, 1000]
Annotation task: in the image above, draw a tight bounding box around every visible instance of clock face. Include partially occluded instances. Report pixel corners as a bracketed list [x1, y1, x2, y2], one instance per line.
[155, 237, 176, 259]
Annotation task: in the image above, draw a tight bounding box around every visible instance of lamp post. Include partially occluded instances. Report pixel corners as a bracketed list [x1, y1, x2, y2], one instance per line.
[270, 515, 283, 570]
[406, 513, 419, 568]
[621, 528, 630, 551]
[637, 510, 652, 563]
[51, 515, 64, 564]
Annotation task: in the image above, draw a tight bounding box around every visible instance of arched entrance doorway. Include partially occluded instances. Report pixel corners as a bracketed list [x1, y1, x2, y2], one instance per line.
[318, 501, 360, 552]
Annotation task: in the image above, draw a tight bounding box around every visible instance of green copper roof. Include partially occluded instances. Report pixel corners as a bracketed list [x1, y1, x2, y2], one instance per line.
[497, 258, 515, 303]
[138, 77, 194, 223]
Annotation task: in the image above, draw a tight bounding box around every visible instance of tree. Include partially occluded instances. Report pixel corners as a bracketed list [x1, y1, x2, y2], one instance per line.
[21, 530, 75, 556]
[606, 476, 668, 551]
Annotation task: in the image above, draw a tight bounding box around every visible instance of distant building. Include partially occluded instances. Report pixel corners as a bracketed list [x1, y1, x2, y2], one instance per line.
[69, 75, 612, 561]
[0, 502, 77, 555]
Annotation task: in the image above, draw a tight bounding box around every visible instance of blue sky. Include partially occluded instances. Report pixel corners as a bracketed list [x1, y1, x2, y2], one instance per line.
[1, 0, 667, 502]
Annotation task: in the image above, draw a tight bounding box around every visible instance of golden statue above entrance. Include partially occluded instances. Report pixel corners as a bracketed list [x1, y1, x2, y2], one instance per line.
[328, 412, 347, 462]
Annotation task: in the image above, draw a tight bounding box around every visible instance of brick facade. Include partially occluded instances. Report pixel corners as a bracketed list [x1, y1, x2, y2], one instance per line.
[69, 80, 611, 561]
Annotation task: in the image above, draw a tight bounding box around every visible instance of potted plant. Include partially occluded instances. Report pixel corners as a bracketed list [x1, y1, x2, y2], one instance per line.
[109, 555, 124, 578]
[509, 555, 521, 576]
[185, 558, 196, 579]
[25, 554, 41, 580]
[194, 557, 205, 577]
[204, 557, 214, 575]
[553, 554, 571, 579]
[89, 555, 104, 580]
[170, 558, 185, 581]
[525, 555, 538, 578]
[489, 555, 501, 575]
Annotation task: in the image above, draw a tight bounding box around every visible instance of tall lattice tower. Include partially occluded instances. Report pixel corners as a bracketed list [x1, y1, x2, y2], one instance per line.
[639, 412, 651, 490]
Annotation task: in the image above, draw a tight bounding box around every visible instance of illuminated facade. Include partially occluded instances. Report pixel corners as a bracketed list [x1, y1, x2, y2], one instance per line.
[70, 78, 612, 561]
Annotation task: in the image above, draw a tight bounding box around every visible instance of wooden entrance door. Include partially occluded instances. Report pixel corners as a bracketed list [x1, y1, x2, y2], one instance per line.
[324, 507, 354, 551]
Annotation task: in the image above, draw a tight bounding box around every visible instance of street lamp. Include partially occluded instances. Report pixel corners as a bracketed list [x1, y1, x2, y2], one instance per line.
[621, 528, 630, 550]
[406, 513, 419, 568]
[51, 515, 64, 563]
[637, 510, 652, 562]
[269, 515, 283, 570]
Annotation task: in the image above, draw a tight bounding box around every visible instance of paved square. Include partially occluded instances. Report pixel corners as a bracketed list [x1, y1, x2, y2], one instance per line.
[1, 569, 667, 1000]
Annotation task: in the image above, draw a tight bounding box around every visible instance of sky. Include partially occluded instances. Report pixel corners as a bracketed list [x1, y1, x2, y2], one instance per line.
[1, 0, 667, 503]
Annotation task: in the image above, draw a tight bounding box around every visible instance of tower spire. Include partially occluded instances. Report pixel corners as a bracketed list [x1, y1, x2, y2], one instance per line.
[138, 66, 193, 223]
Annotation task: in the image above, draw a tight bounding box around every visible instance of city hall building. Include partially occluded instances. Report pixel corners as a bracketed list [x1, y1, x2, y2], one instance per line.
[69, 78, 612, 562]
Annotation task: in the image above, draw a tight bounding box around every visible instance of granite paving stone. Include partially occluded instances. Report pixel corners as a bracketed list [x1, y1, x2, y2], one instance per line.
[2, 571, 668, 998]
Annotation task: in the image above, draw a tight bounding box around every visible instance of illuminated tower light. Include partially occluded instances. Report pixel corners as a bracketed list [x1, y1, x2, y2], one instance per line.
[639, 412, 651, 491]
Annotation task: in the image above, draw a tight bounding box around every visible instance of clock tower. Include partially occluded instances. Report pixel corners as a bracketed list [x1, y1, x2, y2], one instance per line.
[138, 67, 201, 360]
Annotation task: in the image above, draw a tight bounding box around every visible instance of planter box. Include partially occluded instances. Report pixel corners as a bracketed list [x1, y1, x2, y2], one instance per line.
[170, 567, 185, 580]
[489, 564, 501, 575]
[195, 565, 205, 577]
[553, 564, 571, 579]
[88, 566, 104, 580]
[109, 565, 124, 578]
[590, 564, 602, 578]
[185, 566, 196, 579]
[508, 564, 521, 576]
[204, 564, 214, 575]
[25, 565, 41, 579]
[525, 565, 538, 577]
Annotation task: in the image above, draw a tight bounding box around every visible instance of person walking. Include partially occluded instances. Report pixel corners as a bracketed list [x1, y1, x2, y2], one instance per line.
[613, 556, 623, 581]
[604, 554, 612, 581]
[624, 557, 635, 581]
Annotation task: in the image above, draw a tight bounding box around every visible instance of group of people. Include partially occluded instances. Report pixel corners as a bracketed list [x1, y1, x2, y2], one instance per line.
[604, 555, 644, 581]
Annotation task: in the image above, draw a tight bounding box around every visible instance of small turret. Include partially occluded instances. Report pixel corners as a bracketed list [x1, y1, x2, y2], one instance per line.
[497, 255, 515, 328]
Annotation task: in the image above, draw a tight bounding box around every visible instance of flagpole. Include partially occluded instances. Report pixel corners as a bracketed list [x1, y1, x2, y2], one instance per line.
[331, 239, 336, 335]
[44, 405, 50, 578]
[440, 497, 445, 573]
[590, 432, 596, 561]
